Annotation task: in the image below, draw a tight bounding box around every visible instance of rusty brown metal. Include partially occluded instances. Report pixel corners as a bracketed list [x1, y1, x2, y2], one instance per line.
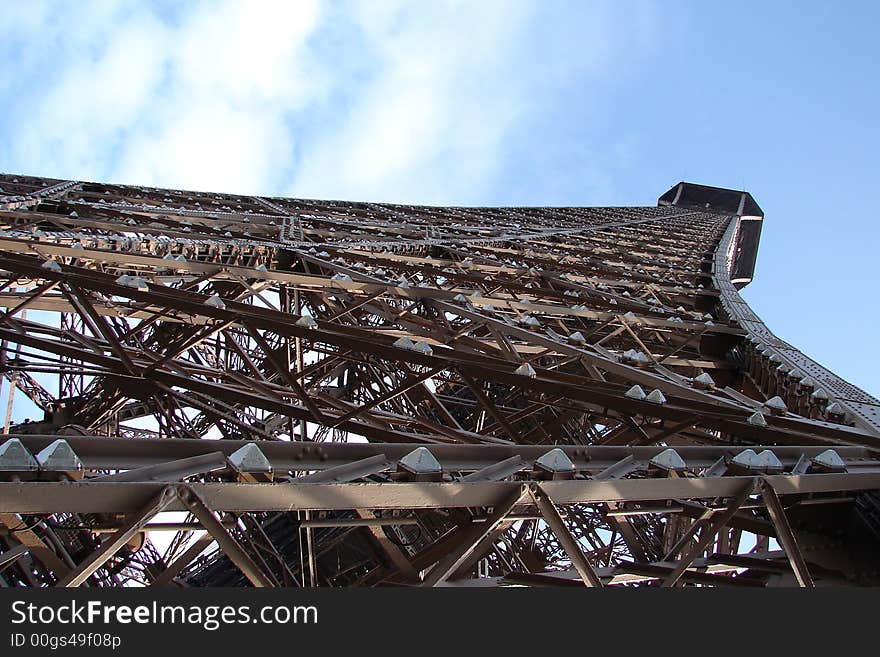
[0, 173, 877, 588]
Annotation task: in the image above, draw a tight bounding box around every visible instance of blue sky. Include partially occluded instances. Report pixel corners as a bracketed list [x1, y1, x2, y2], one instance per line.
[1, 0, 877, 397]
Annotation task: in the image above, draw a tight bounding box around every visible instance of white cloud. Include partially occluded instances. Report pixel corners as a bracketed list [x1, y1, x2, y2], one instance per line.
[289, 1, 537, 204]
[169, 0, 321, 107]
[1, 0, 657, 203]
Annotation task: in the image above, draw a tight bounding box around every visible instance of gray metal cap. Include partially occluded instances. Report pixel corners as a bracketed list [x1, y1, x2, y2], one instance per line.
[0, 438, 38, 472]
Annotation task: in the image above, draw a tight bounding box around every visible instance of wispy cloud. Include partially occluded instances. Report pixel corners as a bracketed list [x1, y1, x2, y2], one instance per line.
[1, 0, 660, 204]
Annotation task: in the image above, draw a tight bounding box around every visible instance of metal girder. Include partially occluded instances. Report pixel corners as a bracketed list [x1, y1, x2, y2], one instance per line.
[56, 486, 177, 587]
[175, 485, 275, 588]
[0, 513, 72, 578]
[0, 173, 877, 588]
[4, 435, 875, 474]
[150, 535, 216, 587]
[531, 485, 604, 587]
[92, 452, 229, 482]
[661, 480, 757, 587]
[420, 486, 526, 587]
[0, 543, 29, 570]
[759, 479, 814, 587]
[4, 472, 877, 514]
[293, 454, 391, 483]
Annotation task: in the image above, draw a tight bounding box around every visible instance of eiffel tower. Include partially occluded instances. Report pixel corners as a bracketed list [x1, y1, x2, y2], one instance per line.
[0, 174, 877, 588]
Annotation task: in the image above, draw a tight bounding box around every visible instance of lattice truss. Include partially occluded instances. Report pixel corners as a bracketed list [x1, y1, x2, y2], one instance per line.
[0, 173, 878, 588]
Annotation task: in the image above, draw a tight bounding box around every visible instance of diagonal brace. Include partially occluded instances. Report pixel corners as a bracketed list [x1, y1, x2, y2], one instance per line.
[57, 486, 177, 587]
[760, 478, 814, 588]
[175, 484, 275, 587]
[420, 485, 526, 587]
[531, 484, 604, 587]
[661, 479, 757, 587]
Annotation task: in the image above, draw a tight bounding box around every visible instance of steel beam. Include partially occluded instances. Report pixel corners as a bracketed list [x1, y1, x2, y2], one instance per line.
[661, 480, 757, 587]
[175, 485, 275, 588]
[56, 486, 177, 587]
[0, 174, 878, 588]
[531, 485, 604, 587]
[420, 486, 526, 587]
[759, 478, 814, 588]
[1, 472, 878, 514]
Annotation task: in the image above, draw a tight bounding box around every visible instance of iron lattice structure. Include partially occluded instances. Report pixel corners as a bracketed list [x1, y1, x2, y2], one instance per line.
[0, 173, 878, 588]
